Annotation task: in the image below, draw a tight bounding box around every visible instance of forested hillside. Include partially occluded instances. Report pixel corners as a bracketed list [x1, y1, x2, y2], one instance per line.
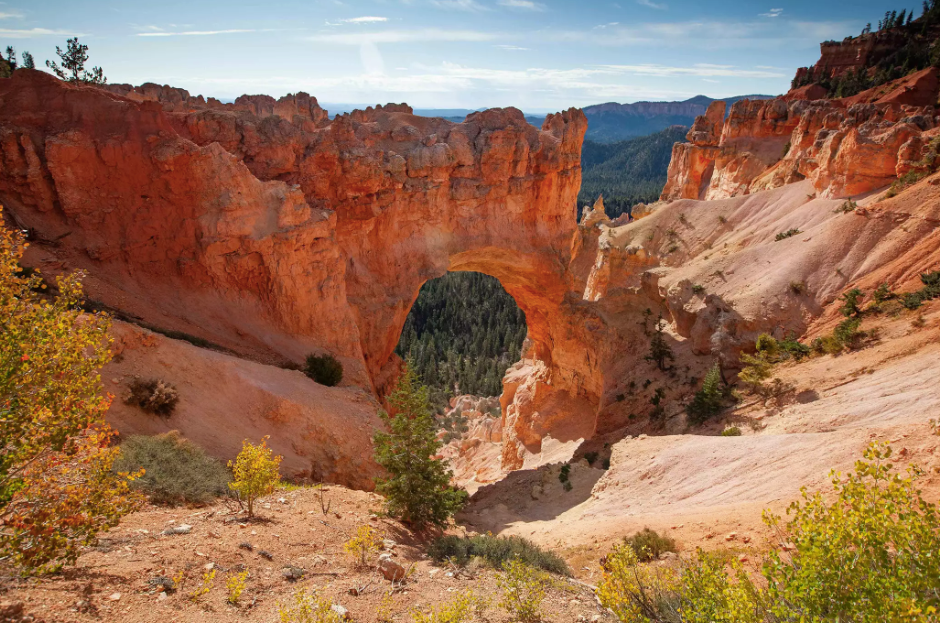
[578, 125, 687, 219]
[397, 126, 685, 406]
[395, 272, 527, 411]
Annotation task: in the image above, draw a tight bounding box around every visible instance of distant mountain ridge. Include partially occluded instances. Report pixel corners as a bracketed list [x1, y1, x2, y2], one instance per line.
[583, 94, 776, 143]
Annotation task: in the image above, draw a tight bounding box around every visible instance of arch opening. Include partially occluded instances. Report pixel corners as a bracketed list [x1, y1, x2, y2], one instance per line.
[395, 271, 528, 413]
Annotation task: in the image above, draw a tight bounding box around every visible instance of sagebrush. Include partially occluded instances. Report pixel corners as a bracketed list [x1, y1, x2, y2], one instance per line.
[114, 432, 230, 505]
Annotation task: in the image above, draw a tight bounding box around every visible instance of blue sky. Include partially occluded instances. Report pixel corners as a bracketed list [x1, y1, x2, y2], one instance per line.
[0, 0, 909, 111]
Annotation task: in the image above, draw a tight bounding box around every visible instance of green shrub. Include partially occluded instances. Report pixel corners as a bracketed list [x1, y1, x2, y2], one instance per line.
[599, 443, 940, 622]
[623, 528, 677, 562]
[774, 229, 801, 241]
[114, 432, 230, 505]
[691, 284, 705, 295]
[788, 280, 806, 295]
[779, 334, 810, 360]
[754, 333, 779, 358]
[721, 426, 742, 437]
[428, 534, 570, 576]
[304, 353, 343, 387]
[498, 558, 546, 623]
[584, 451, 599, 466]
[839, 288, 864, 317]
[899, 270, 940, 310]
[764, 443, 940, 621]
[873, 282, 894, 304]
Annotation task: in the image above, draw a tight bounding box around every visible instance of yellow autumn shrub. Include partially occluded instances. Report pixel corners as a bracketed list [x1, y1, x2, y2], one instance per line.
[0, 211, 142, 574]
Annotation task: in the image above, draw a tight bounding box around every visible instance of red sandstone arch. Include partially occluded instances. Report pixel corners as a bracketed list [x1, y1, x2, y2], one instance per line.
[0, 70, 601, 468]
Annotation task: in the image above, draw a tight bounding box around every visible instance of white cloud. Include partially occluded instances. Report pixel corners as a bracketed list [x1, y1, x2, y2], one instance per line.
[309, 28, 497, 44]
[760, 8, 783, 18]
[340, 16, 389, 23]
[637, 0, 667, 9]
[599, 63, 785, 78]
[430, 0, 491, 11]
[593, 22, 620, 29]
[0, 27, 84, 38]
[0, 11, 24, 19]
[496, 44, 529, 50]
[136, 29, 255, 37]
[497, 0, 545, 10]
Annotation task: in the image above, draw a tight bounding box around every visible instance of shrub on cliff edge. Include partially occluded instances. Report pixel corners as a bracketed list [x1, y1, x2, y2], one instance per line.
[304, 353, 344, 387]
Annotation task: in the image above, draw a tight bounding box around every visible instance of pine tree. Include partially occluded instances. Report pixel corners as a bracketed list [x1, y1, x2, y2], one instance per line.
[645, 312, 674, 371]
[686, 363, 725, 424]
[373, 365, 467, 529]
[21, 51, 34, 69]
[45, 38, 106, 85]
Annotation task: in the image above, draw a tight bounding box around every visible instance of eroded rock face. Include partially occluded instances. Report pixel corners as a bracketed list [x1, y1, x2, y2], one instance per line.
[662, 93, 938, 201]
[0, 69, 598, 472]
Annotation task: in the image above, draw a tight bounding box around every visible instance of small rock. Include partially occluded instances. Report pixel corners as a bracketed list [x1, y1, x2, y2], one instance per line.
[0, 602, 24, 618]
[203, 562, 215, 572]
[259, 550, 274, 561]
[382, 538, 397, 550]
[348, 587, 360, 596]
[331, 604, 350, 620]
[162, 524, 192, 536]
[278, 497, 287, 504]
[262, 503, 271, 509]
[157, 592, 167, 601]
[108, 593, 122, 601]
[148, 576, 174, 591]
[239, 542, 253, 551]
[742, 535, 751, 544]
[738, 554, 749, 563]
[282, 566, 305, 581]
[379, 554, 406, 581]
[724, 532, 737, 541]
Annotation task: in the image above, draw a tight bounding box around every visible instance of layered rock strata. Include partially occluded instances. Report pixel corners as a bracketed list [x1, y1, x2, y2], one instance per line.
[662, 93, 938, 201]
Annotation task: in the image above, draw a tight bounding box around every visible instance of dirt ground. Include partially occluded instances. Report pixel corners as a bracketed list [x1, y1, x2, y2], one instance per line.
[0, 486, 611, 623]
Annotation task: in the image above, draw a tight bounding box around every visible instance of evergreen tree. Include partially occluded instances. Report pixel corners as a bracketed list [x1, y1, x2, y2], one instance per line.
[373, 365, 468, 529]
[645, 312, 674, 371]
[21, 51, 34, 69]
[686, 363, 725, 424]
[45, 38, 106, 85]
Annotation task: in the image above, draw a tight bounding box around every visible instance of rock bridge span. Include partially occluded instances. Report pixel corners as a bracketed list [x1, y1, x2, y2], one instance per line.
[0, 69, 609, 468]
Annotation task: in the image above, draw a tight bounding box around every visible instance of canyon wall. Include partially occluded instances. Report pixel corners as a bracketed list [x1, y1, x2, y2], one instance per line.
[662, 75, 939, 202]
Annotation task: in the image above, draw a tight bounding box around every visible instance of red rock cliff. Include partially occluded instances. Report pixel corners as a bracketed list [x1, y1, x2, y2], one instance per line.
[662, 90, 938, 201]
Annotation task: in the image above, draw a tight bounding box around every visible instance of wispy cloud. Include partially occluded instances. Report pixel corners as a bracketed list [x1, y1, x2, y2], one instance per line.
[496, 44, 529, 50]
[430, 0, 491, 11]
[0, 27, 84, 38]
[497, 0, 545, 10]
[637, 0, 667, 9]
[760, 8, 783, 18]
[136, 29, 255, 37]
[0, 11, 24, 19]
[309, 28, 497, 44]
[593, 22, 620, 29]
[339, 16, 389, 23]
[599, 63, 785, 78]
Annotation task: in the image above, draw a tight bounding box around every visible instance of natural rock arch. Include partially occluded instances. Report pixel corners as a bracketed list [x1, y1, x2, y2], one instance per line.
[0, 70, 606, 469]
